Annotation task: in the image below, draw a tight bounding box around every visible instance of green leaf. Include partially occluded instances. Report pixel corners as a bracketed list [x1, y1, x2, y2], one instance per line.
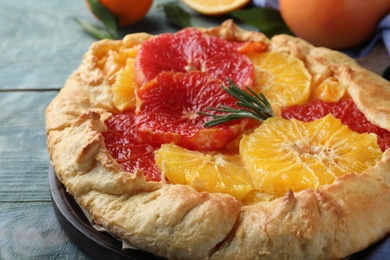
[230, 8, 293, 38]
[159, 1, 204, 28]
[74, 18, 115, 40]
[86, 0, 118, 39]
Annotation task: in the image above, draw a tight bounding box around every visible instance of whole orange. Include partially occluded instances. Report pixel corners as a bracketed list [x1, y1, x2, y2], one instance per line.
[280, 0, 390, 49]
[86, 0, 153, 27]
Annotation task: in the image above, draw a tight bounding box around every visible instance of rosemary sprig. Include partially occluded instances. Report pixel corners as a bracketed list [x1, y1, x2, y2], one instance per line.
[202, 80, 274, 127]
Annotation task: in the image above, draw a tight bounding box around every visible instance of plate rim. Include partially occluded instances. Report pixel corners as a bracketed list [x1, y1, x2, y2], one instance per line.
[49, 164, 163, 260]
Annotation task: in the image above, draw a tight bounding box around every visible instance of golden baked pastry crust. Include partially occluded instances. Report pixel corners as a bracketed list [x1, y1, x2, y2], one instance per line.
[46, 20, 390, 259]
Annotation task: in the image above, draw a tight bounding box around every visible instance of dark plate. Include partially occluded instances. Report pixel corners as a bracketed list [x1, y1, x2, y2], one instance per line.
[49, 165, 390, 259]
[49, 165, 163, 260]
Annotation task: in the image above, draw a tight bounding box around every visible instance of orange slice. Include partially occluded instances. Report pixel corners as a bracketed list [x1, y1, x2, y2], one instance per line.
[111, 59, 138, 111]
[103, 47, 139, 85]
[181, 0, 251, 15]
[247, 51, 311, 114]
[281, 98, 390, 152]
[155, 143, 254, 200]
[313, 77, 348, 102]
[240, 114, 382, 196]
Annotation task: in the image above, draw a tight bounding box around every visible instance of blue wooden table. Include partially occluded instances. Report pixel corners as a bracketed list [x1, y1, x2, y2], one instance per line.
[0, 0, 389, 259]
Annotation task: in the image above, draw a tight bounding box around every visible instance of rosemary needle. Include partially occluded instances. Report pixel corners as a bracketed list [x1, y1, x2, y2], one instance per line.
[202, 79, 274, 127]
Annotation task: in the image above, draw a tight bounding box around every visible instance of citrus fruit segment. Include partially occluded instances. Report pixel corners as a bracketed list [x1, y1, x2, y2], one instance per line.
[313, 77, 348, 102]
[182, 0, 251, 15]
[135, 28, 253, 88]
[90, 42, 140, 86]
[282, 98, 390, 151]
[102, 111, 161, 181]
[155, 143, 254, 200]
[247, 51, 311, 114]
[111, 59, 138, 111]
[135, 71, 249, 151]
[103, 46, 139, 85]
[240, 114, 382, 196]
[90, 33, 151, 84]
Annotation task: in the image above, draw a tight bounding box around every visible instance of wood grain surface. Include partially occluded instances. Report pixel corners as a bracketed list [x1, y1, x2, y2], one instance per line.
[0, 0, 389, 259]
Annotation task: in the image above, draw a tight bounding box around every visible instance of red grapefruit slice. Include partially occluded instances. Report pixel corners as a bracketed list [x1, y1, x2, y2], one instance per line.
[135, 28, 254, 88]
[282, 98, 390, 151]
[135, 71, 249, 151]
[103, 111, 161, 181]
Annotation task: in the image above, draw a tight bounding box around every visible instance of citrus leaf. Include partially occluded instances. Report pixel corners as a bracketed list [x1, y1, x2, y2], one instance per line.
[75, 18, 115, 40]
[86, 0, 118, 39]
[160, 1, 204, 28]
[230, 8, 293, 38]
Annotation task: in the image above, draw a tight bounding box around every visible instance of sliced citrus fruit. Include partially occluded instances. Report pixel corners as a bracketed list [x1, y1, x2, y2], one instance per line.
[181, 0, 251, 15]
[102, 111, 161, 181]
[90, 33, 150, 83]
[238, 41, 268, 54]
[135, 71, 249, 151]
[282, 98, 390, 151]
[111, 58, 138, 111]
[240, 114, 382, 196]
[135, 28, 253, 88]
[247, 51, 311, 114]
[103, 46, 139, 85]
[312, 76, 348, 102]
[155, 143, 254, 200]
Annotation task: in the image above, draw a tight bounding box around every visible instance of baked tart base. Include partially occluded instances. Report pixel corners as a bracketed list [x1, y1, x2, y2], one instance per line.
[46, 20, 390, 259]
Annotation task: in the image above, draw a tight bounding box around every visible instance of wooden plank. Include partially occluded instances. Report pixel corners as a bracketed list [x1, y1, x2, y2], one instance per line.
[0, 90, 89, 258]
[1, 0, 388, 91]
[0, 202, 89, 259]
[0, 1, 388, 259]
[0, 0, 170, 90]
[0, 91, 58, 202]
[0, 0, 257, 91]
[0, 0, 95, 90]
